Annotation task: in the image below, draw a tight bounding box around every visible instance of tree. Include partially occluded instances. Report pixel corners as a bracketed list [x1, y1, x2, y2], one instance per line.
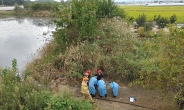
[154, 15, 169, 28]
[52, 0, 125, 49]
[136, 14, 146, 27]
[170, 14, 177, 24]
[3, 0, 24, 5]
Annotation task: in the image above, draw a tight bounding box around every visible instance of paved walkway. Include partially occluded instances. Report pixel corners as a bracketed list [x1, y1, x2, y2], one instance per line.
[0, 6, 15, 11]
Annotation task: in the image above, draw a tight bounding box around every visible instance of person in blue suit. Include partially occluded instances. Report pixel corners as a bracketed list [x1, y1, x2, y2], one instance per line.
[97, 78, 107, 98]
[109, 81, 119, 97]
[88, 76, 97, 97]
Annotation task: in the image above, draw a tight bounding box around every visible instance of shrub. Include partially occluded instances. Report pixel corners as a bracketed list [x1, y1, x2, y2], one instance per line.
[0, 60, 93, 110]
[53, 0, 98, 48]
[170, 14, 177, 24]
[30, 1, 53, 11]
[135, 26, 184, 109]
[154, 15, 169, 28]
[144, 22, 153, 32]
[52, 0, 126, 50]
[96, 0, 126, 19]
[14, 3, 23, 12]
[136, 13, 146, 27]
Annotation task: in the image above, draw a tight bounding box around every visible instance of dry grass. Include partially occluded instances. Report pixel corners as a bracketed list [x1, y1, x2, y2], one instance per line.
[0, 10, 14, 18]
[31, 10, 55, 17]
[26, 17, 140, 85]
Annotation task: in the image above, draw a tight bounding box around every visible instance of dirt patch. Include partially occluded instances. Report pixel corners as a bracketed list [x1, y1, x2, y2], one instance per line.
[50, 78, 176, 110]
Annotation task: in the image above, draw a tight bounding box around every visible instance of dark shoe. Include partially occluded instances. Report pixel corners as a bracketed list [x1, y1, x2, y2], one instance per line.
[91, 94, 96, 97]
[113, 95, 116, 97]
[105, 94, 107, 97]
[99, 95, 102, 98]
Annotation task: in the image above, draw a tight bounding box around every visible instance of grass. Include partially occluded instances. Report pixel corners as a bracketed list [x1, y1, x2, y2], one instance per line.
[0, 11, 14, 18]
[120, 5, 184, 23]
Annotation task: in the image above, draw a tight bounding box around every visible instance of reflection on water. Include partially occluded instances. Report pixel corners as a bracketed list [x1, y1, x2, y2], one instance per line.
[0, 17, 55, 72]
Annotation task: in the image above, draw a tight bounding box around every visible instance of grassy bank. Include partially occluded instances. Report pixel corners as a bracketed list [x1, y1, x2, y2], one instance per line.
[121, 5, 184, 22]
[26, 1, 184, 108]
[0, 11, 14, 18]
[0, 2, 56, 18]
[1, 0, 183, 109]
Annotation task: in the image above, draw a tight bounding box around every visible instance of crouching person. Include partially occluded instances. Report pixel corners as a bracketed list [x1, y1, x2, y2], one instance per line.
[97, 78, 107, 98]
[89, 76, 97, 97]
[109, 81, 119, 97]
[81, 74, 93, 102]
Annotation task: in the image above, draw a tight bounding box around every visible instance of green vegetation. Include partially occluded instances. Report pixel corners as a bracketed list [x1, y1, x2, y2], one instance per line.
[0, 11, 14, 18]
[1, 0, 184, 109]
[0, 59, 94, 110]
[26, 2, 184, 109]
[121, 5, 184, 23]
[0, 1, 57, 18]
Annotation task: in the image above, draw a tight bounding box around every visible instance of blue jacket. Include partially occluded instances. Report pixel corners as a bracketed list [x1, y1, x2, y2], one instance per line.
[97, 80, 107, 97]
[110, 82, 119, 96]
[88, 77, 97, 95]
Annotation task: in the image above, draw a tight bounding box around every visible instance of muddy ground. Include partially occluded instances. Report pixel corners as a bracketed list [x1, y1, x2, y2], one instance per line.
[51, 78, 176, 110]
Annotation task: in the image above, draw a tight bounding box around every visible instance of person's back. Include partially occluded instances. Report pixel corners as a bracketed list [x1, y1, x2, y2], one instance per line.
[88, 76, 97, 97]
[97, 79, 107, 97]
[95, 69, 103, 80]
[109, 81, 119, 97]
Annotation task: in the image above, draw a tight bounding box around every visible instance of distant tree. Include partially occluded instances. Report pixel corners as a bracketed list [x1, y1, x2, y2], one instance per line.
[170, 14, 177, 24]
[153, 14, 161, 22]
[154, 15, 169, 28]
[96, 0, 126, 19]
[136, 14, 146, 27]
[3, 0, 24, 5]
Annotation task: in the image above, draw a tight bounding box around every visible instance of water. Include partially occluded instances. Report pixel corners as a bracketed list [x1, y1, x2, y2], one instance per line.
[0, 17, 55, 72]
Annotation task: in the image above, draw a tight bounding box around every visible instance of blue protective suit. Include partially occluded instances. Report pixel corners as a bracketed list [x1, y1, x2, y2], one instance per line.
[88, 77, 97, 95]
[97, 80, 107, 97]
[109, 82, 119, 96]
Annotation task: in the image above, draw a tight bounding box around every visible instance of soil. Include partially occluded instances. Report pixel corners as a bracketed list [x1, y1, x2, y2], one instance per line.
[50, 78, 177, 110]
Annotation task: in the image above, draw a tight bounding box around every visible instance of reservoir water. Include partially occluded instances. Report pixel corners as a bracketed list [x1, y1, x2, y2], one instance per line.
[0, 17, 55, 72]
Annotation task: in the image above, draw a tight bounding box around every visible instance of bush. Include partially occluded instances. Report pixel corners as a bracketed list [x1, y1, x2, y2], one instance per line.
[170, 14, 177, 24]
[135, 26, 184, 109]
[47, 94, 93, 110]
[144, 22, 153, 32]
[29, 1, 53, 11]
[0, 59, 93, 110]
[52, 0, 126, 49]
[136, 13, 146, 27]
[96, 0, 126, 19]
[14, 3, 23, 12]
[154, 15, 169, 28]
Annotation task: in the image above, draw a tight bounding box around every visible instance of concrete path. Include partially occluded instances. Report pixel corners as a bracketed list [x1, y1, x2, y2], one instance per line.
[0, 6, 15, 11]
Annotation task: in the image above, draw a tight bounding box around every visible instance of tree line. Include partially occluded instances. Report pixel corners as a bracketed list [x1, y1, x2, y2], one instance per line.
[1, 0, 24, 5]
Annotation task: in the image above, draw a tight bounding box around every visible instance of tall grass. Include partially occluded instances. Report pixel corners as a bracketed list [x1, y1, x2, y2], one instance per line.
[0, 59, 94, 109]
[25, 1, 184, 109]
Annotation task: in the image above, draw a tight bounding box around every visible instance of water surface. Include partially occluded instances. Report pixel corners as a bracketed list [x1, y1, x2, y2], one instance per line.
[0, 17, 55, 72]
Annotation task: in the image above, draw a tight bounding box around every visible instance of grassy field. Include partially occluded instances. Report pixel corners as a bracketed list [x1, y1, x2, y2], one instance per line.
[120, 5, 184, 23]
